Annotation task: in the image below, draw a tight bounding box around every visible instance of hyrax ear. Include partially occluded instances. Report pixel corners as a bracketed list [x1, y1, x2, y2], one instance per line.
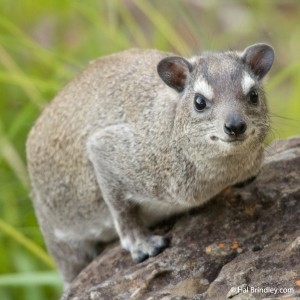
[157, 56, 193, 92]
[241, 43, 274, 80]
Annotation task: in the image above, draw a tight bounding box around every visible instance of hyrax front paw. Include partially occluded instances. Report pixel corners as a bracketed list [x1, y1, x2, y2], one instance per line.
[123, 235, 169, 263]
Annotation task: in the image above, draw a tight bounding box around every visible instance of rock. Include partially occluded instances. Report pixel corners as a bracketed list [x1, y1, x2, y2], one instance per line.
[62, 137, 300, 300]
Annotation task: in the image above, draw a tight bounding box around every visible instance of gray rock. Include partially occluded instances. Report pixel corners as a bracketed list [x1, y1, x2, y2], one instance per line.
[62, 137, 300, 300]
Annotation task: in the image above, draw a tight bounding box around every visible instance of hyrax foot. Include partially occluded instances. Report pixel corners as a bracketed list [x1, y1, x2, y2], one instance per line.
[125, 235, 169, 263]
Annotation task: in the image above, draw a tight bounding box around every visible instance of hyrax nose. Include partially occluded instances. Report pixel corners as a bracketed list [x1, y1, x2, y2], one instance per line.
[224, 114, 247, 136]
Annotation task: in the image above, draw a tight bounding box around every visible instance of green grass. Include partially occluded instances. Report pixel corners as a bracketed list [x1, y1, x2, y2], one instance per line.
[1, 0, 300, 299]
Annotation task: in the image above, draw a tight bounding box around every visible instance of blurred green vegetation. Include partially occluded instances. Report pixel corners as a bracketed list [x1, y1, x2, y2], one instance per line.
[0, 0, 300, 299]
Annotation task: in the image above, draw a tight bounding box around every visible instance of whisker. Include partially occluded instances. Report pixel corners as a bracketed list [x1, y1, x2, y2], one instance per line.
[269, 112, 300, 122]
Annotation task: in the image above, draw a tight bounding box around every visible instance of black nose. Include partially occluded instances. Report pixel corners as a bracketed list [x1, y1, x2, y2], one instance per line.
[224, 114, 247, 136]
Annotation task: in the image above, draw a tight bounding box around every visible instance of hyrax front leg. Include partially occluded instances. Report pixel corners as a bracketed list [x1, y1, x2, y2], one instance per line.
[101, 198, 168, 262]
[87, 125, 168, 262]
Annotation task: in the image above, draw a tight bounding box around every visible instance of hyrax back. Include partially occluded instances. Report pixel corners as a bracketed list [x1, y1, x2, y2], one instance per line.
[26, 44, 274, 286]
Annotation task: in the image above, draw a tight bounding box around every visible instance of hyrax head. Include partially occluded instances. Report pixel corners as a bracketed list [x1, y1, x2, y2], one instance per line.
[157, 43, 274, 156]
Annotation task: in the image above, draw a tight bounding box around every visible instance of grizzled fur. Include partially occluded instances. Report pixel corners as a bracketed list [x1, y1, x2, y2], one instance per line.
[26, 44, 274, 287]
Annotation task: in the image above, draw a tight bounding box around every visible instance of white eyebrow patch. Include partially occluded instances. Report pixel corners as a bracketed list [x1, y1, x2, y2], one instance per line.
[241, 72, 255, 94]
[194, 78, 214, 99]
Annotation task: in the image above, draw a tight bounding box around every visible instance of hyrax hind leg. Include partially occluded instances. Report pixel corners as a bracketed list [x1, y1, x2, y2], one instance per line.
[38, 218, 101, 287]
[87, 124, 168, 262]
[49, 236, 98, 287]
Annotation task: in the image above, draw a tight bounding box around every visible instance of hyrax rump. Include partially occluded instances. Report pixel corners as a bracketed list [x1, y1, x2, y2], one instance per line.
[26, 44, 274, 286]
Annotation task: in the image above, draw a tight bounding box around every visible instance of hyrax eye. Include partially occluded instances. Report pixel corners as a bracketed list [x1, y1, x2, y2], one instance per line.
[249, 89, 259, 104]
[194, 94, 207, 111]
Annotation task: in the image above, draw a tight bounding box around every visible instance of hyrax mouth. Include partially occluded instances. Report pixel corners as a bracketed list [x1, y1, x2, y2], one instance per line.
[210, 135, 247, 144]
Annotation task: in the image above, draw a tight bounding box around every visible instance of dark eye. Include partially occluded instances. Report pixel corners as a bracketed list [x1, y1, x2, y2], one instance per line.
[249, 89, 259, 104]
[194, 94, 207, 111]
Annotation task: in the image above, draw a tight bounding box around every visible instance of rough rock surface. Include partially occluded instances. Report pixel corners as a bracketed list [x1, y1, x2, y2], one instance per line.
[62, 137, 300, 300]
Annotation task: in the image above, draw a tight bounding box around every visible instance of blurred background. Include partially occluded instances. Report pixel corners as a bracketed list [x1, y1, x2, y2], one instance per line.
[0, 0, 300, 299]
